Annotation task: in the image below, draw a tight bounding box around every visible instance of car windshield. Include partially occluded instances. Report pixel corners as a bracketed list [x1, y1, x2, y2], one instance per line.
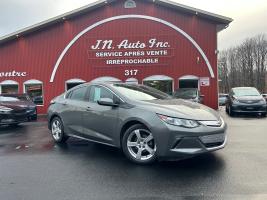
[112, 84, 171, 101]
[174, 89, 197, 99]
[233, 88, 260, 97]
[0, 96, 20, 102]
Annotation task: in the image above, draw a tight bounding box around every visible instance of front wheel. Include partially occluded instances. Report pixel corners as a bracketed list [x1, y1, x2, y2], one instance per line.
[229, 106, 234, 116]
[50, 117, 68, 143]
[122, 124, 157, 165]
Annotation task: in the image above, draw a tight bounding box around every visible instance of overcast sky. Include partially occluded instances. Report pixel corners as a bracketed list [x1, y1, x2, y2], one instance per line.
[0, 0, 267, 50]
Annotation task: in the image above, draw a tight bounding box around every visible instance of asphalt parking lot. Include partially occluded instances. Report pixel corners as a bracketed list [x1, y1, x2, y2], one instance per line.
[0, 108, 267, 200]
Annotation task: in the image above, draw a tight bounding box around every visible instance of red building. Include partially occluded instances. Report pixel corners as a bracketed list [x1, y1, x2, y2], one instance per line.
[0, 0, 232, 114]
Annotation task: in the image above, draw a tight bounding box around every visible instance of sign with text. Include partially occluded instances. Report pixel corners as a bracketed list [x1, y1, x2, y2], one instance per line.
[87, 35, 175, 67]
[0, 70, 27, 78]
[200, 77, 210, 86]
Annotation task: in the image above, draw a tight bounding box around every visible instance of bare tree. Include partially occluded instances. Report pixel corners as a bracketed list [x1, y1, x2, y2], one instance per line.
[218, 34, 267, 93]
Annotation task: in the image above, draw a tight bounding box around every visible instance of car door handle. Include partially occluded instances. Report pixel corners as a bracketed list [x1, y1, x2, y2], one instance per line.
[62, 102, 67, 106]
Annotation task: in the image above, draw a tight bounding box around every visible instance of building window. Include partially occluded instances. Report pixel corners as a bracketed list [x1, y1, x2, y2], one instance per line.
[24, 79, 44, 105]
[143, 75, 173, 95]
[65, 78, 86, 91]
[179, 75, 199, 89]
[0, 80, 19, 94]
[124, 0, 136, 8]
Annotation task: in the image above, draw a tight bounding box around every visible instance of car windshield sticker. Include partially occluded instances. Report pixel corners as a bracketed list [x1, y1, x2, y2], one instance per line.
[94, 87, 101, 102]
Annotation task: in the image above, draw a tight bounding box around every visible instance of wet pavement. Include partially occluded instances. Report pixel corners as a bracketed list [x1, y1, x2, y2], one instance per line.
[0, 109, 267, 200]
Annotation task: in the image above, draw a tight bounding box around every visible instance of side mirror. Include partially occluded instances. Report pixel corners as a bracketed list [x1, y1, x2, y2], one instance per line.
[97, 98, 119, 107]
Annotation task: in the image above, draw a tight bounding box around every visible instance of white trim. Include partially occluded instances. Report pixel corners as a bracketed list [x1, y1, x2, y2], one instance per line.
[0, 80, 19, 85]
[143, 75, 173, 81]
[90, 76, 121, 83]
[125, 78, 138, 84]
[65, 78, 86, 83]
[50, 15, 215, 82]
[179, 75, 199, 80]
[24, 79, 43, 85]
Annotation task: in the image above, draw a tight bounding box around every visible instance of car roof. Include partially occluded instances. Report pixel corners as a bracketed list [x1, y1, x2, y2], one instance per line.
[232, 87, 257, 90]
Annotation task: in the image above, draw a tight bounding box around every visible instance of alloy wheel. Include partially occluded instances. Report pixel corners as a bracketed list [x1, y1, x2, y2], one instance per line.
[51, 119, 62, 141]
[127, 129, 156, 161]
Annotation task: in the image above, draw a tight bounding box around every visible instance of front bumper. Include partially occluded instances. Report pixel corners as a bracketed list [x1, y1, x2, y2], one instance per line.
[151, 118, 227, 161]
[232, 103, 267, 113]
[0, 112, 29, 125]
[26, 108, 37, 119]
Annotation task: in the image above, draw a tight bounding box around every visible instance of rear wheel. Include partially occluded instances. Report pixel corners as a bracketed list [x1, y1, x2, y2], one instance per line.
[122, 124, 157, 165]
[50, 117, 68, 143]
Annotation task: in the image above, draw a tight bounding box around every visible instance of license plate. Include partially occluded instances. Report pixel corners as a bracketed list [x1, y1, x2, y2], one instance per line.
[246, 107, 254, 110]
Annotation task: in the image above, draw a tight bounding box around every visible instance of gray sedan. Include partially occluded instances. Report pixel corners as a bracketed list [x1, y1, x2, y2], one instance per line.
[48, 83, 227, 164]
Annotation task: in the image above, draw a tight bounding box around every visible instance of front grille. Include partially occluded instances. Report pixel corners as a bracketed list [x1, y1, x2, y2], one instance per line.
[199, 133, 225, 148]
[239, 100, 260, 104]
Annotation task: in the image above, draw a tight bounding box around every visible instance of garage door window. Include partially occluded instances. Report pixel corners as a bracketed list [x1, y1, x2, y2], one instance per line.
[25, 84, 44, 105]
[1, 84, 19, 94]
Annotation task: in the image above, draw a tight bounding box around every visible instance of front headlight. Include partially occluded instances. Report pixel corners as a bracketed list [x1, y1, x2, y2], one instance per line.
[0, 106, 13, 113]
[232, 98, 239, 104]
[157, 114, 199, 128]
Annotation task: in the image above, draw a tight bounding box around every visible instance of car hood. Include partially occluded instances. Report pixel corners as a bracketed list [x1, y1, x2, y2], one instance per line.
[0, 101, 36, 110]
[137, 99, 220, 121]
[235, 96, 263, 101]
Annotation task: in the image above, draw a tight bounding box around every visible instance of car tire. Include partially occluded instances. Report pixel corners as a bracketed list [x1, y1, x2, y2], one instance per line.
[122, 124, 157, 165]
[50, 117, 68, 143]
[229, 106, 234, 116]
[225, 106, 229, 114]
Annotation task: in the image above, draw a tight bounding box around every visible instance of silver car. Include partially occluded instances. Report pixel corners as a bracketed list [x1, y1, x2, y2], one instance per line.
[48, 83, 227, 164]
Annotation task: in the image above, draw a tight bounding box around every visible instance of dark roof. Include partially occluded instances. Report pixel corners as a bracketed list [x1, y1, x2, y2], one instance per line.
[0, 0, 233, 45]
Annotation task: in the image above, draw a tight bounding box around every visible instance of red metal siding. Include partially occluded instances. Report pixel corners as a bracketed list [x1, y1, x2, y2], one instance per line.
[0, 0, 219, 113]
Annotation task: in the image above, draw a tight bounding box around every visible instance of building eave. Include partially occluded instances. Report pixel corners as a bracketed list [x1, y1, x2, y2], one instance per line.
[0, 0, 232, 45]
